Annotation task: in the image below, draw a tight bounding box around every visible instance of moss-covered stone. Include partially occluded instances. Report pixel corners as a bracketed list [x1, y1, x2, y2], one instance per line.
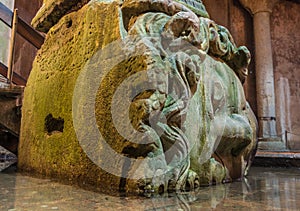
[20, 0, 257, 194]
[32, 0, 91, 32]
[19, 1, 125, 194]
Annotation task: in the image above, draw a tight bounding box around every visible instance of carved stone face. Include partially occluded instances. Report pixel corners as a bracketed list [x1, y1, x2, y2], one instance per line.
[22, 0, 257, 194]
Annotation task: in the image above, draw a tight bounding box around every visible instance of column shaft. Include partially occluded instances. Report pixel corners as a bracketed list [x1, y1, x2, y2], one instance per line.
[253, 12, 277, 138]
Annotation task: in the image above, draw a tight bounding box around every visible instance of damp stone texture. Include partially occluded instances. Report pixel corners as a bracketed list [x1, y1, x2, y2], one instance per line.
[19, 0, 257, 194]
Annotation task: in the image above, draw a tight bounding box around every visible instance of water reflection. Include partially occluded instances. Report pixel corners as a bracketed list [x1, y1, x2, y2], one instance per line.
[142, 185, 229, 210]
[142, 168, 300, 211]
[0, 167, 300, 210]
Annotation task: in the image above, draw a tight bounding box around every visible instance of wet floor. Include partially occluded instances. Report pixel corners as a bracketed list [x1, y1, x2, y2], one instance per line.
[1, 167, 300, 211]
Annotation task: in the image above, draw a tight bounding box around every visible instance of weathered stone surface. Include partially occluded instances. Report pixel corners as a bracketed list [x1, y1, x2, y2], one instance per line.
[20, 1, 124, 194]
[31, 0, 90, 32]
[271, 1, 300, 150]
[19, 0, 257, 194]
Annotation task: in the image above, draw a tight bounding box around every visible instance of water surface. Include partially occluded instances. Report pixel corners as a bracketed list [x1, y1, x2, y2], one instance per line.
[1, 167, 300, 210]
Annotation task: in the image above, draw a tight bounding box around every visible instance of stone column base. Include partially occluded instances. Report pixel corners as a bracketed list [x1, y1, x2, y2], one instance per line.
[258, 138, 287, 151]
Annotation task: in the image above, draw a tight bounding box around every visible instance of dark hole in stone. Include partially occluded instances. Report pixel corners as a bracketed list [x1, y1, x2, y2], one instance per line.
[66, 19, 72, 28]
[45, 114, 64, 134]
[158, 184, 164, 194]
[122, 144, 155, 159]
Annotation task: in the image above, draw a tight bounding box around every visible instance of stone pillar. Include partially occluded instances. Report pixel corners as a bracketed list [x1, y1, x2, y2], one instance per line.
[239, 0, 279, 140]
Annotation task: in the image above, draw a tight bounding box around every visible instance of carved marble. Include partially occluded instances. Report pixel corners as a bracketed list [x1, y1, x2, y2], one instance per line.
[19, 0, 257, 194]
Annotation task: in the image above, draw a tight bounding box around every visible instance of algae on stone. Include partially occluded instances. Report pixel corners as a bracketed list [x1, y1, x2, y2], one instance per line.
[20, 1, 124, 193]
[19, 0, 257, 194]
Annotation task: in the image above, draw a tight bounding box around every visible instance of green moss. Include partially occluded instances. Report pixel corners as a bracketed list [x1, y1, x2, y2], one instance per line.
[19, 0, 256, 193]
[19, 1, 123, 193]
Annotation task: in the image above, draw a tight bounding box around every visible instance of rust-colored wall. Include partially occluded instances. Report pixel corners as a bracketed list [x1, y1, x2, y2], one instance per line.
[202, 0, 257, 115]
[13, 0, 43, 82]
[271, 1, 300, 149]
[204, 0, 300, 148]
[202, 0, 230, 26]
